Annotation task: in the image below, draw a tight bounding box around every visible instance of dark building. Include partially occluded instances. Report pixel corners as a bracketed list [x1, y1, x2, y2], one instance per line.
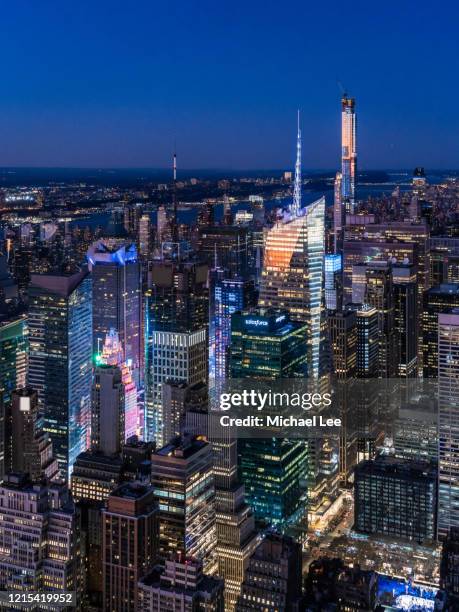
[354, 455, 437, 543]
[393, 263, 418, 377]
[102, 483, 158, 612]
[441, 527, 459, 606]
[198, 225, 251, 277]
[138, 556, 224, 611]
[236, 533, 303, 612]
[423, 283, 459, 377]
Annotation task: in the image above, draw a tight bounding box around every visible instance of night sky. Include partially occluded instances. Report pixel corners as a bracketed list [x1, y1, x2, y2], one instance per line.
[1, 1, 458, 170]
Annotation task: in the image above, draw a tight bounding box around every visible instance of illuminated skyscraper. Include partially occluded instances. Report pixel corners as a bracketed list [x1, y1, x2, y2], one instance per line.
[340, 94, 356, 214]
[0, 474, 81, 598]
[88, 239, 142, 385]
[151, 435, 216, 571]
[91, 365, 125, 456]
[138, 213, 152, 259]
[28, 269, 93, 479]
[144, 259, 208, 445]
[438, 311, 459, 539]
[0, 313, 27, 406]
[259, 197, 326, 377]
[98, 329, 140, 440]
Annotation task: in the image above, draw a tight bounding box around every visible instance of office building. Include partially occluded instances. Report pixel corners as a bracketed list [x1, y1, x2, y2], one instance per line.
[324, 253, 342, 311]
[28, 269, 92, 479]
[139, 213, 152, 259]
[102, 483, 158, 612]
[423, 283, 459, 377]
[327, 309, 357, 379]
[151, 435, 216, 571]
[352, 262, 396, 377]
[198, 225, 252, 278]
[91, 365, 125, 456]
[4, 387, 58, 483]
[0, 473, 81, 597]
[394, 402, 438, 463]
[354, 455, 437, 543]
[393, 263, 418, 377]
[88, 239, 142, 385]
[162, 380, 208, 443]
[97, 328, 140, 440]
[259, 197, 326, 377]
[340, 94, 357, 214]
[138, 556, 224, 612]
[144, 259, 208, 445]
[441, 527, 459, 605]
[231, 309, 308, 530]
[71, 451, 123, 504]
[0, 312, 27, 406]
[438, 311, 459, 539]
[235, 533, 303, 612]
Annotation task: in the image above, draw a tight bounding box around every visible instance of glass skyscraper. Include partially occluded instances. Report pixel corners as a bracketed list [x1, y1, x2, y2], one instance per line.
[259, 197, 326, 378]
[28, 269, 93, 479]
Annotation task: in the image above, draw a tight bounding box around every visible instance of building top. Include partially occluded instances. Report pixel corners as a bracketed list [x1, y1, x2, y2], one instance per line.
[87, 239, 137, 268]
[155, 435, 208, 459]
[30, 267, 88, 297]
[356, 455, 437, 481]
[426, 283, 459, 296]
[232, 308, 302, 336]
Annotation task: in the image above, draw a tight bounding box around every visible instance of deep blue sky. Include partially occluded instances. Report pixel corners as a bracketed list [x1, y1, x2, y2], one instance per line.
[1, 1, 458, 170]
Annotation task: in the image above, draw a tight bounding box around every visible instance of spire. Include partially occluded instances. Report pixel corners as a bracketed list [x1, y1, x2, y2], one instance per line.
[172, 147, 178, 242]
[292, 110, 302, 216]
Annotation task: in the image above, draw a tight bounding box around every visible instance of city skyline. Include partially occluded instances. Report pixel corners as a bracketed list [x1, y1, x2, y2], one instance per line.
[1, 2, 459, 169]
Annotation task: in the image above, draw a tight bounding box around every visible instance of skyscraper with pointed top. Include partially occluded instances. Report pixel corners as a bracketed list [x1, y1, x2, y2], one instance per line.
[340, 94, 356, 213]
[291, 110, 302, 216]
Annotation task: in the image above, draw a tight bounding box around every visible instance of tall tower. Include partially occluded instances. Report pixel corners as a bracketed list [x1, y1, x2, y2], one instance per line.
[291, 110, 302, 216]
[341, 94, 356, 214]
[28, 269, 93, 480]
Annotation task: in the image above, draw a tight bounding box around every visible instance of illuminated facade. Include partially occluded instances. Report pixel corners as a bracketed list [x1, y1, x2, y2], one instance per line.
[438, 311, 459, 539]
[423, 283, 459, 378]
[151, 436, 216, 572]
[259, 197, 326, 377]
[0, 313, 27, 406]
[98, 329, 140, 440]
[88, 239, 142, 385]
[144, 259, 208, 445]
[325, 254, 342, 311]
[341, 95, 356, 213]
[0, 474, 80, 597]
[28, 269, 93, 480]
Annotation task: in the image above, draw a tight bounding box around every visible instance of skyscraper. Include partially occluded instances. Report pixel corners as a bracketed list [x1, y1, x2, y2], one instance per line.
[97, 329, 140, 440]
[423, 283, 459, 378]
[91, 365, 125, 456]
[259, 197, 326, 377]
[0, 473, 81, 597]
[102, 483, 158, 612]
[28, 269, 93, 479]
[139, 213, 152, 259]
[438, 310, 459, 539]
[88, 239, 142, 385]
[150, 435, 216, 572]
[340, 94, 356, 214]
[4, 388, 58, 482]
[144, 259, 208, 445]
[354, 455, 437, 544]
[0, 312, 27, 406]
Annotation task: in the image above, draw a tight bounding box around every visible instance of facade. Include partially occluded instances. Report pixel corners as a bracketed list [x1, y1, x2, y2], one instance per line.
[151, 435, 216, 571]
[88, 239, 142, 385]
[71, 451, 123, 503]
[102, 483, 158, 612]
[235, 533, 303, 612]
[438, 311, 459, 539]
[162, 380, 208, 443]
[0, 312, 27, 406]
[139, 214, 152, 259]
[0, 473, 80, 597]
[91, 365, 125, 456]
[138, 556, 224, 612]
[340, 94, 356, 214]
[5, 387, 58, 482]
[423, 283, 459, 377]
[354, 455, 437, 543]
[327, 309, 357, 379]
[324, 253, 342, 311]
[259, 197, 326, 377]
[441, 527, 459, 604]
[28, 269, 93, 479]
[345, 304, 379, 378]
[393, 263, 418, 377]
[198, 226, 252, 278]
[145, 259, 208, 445]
